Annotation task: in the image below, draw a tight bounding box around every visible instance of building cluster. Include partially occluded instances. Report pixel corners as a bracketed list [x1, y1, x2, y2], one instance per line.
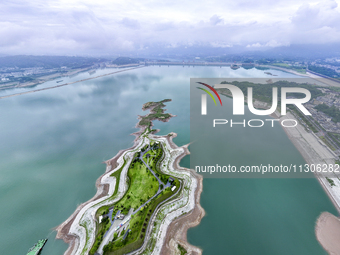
[281, 61, 305, 67]
[305, 88, 340, 133]
[310, 60, 340, 73]
[0, 67, 63, 82]
[0, 62, 108, 84]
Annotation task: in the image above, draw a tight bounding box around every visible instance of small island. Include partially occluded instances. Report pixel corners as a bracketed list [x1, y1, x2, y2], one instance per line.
[56, 99, 204, 255]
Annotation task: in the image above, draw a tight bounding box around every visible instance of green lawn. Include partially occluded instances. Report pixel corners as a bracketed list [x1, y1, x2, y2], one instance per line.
[112, 158, 159, 215]
[93, 144, 180, 255]
[272, 63, 290, 68]
[91, 154, 158, 255]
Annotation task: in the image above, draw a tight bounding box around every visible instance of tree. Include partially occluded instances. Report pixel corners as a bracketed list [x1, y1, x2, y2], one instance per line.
[103, 244, 109, 252]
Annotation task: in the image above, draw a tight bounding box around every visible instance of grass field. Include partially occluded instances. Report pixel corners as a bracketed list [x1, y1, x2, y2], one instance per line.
[90, 152, 159, 255]
[112, 157, 159, 215]
[101, 144, 179, 254]
[90, 139, 182, 255]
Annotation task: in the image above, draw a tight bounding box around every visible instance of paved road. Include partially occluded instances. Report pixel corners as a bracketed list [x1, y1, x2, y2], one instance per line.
[139, 145, 165, 188]
[98, 209, 133, 254]
[133, 144, 171, 214]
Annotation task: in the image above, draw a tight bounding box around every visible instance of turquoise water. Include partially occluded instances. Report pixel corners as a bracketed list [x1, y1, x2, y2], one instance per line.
[188, 178, 335, 255]
[0, 66, 335, 254]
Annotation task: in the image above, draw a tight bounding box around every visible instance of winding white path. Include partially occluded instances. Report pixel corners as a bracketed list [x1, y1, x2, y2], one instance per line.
[59, 131, 198, 255]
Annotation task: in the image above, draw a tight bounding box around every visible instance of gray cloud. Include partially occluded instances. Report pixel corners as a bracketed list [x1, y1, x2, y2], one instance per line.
[209, 15, 223, 26]
[0, 0, 339, 55]
[289, 0, 340, 44]
[292, 1, 340, 29]
[120, 18, 141, 29]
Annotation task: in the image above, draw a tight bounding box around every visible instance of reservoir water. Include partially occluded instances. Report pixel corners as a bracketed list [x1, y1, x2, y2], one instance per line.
[0, 66, 336, 254]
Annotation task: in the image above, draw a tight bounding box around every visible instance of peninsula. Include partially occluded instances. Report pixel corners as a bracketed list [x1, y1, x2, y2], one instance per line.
[55, 99, 204, 255]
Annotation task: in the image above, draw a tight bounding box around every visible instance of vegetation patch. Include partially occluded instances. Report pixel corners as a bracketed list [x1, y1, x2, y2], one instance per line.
[308, 65, 340, 79]
[103, 186, 176, 255]
[111, 155, 159, 216]
[315, 104, 340, 123]
[178, 244, 188, 255]
[90, 160, 128, 255]
[91, 143, 180, 255]
[139, 99, 173, 127]
[326, 177, 336, 187]
[95, 159, 127, 218]
[112, 57, 144, 65]
[89, 217, 111, 254]
[255, 66, 270, 71]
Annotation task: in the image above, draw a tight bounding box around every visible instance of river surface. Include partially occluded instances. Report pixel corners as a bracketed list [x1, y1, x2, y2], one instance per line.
[0, 66, 336, 254]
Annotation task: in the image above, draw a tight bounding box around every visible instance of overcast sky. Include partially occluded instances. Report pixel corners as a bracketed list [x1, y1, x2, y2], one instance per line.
[0, 0, 339, 55]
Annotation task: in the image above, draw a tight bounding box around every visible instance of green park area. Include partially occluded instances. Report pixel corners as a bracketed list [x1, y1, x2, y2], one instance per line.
[111, 154, 159, 215]
[90, 142, 180, 255]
